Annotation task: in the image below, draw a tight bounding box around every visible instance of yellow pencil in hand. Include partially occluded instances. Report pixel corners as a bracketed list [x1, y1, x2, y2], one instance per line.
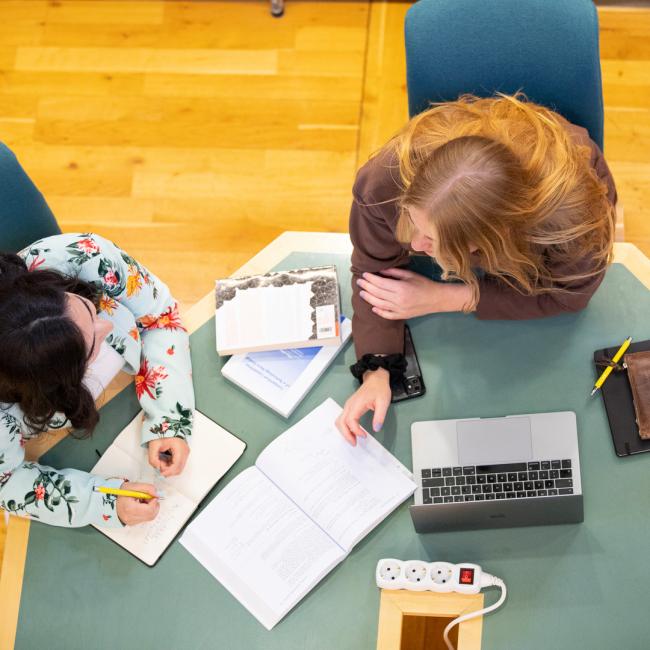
[591, 336, 632, 396]
[94, 486, 159, 500]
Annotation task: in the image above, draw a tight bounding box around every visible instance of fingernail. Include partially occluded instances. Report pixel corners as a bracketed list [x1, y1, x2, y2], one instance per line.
[373, 422, 382, 432]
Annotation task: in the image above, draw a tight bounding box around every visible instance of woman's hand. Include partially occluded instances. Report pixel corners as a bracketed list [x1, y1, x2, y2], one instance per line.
[357, 268, 473, 320]
[147, 438, 190, 477]
[336, 368, 392, 445]
[116, 481, 160, 526]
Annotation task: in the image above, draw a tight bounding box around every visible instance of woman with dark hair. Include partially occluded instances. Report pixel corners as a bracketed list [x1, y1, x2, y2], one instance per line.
[0, 233, 194, 527]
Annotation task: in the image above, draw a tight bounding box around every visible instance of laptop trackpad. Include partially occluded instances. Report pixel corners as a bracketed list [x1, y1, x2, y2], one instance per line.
[457, 417, 533, 466]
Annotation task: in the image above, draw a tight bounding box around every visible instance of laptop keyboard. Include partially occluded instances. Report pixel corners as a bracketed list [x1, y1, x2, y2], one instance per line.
[420, 460, 574, 504]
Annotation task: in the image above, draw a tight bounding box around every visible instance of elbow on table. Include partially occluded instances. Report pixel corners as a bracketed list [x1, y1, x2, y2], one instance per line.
[547, 288, 596, 317]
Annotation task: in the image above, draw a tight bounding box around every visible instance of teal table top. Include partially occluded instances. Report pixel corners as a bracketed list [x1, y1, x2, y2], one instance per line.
[16, 252, 650, 650]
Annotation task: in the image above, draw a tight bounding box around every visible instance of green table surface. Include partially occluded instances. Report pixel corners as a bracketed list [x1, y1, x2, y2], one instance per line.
[16, 253, 650, 650]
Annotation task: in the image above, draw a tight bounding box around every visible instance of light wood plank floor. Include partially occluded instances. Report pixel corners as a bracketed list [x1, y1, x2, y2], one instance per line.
[0, 0, 648, 585]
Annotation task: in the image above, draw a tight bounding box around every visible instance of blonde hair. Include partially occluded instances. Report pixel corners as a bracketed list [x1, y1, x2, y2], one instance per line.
[391, 94, 615, 309]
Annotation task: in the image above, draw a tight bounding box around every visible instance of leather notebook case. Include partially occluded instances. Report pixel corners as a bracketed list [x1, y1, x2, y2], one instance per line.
[594, 339, 650, 457]
[625, 351, 650, 440]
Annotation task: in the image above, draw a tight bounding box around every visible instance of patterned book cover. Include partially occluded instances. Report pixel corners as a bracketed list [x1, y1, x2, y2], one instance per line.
[215, 266, 341, 355]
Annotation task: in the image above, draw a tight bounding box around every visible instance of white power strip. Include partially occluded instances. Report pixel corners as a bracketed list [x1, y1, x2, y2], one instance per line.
[375, 559, 507, 650]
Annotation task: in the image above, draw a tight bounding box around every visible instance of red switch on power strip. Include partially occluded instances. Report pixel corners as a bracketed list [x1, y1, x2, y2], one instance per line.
[459, 567, 475, 585]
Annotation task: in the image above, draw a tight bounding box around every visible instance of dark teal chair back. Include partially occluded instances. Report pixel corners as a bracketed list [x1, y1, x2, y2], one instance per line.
[0, 143, 60, 253]
[405, 0, 604, 150]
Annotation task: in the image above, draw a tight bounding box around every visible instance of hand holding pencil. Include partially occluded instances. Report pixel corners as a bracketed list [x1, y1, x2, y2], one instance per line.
[112, 481, 160, 526]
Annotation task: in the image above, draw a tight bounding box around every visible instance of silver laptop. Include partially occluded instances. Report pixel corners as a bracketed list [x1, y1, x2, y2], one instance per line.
[410, 412, 583, 533]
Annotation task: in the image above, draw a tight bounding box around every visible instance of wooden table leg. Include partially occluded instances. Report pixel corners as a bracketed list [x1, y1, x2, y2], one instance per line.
[0, 517, 31, 650]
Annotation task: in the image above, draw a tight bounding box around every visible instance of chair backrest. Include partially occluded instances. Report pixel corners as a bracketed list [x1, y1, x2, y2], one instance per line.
[0, 143, 60, 253]
[405, 0, 604, 150]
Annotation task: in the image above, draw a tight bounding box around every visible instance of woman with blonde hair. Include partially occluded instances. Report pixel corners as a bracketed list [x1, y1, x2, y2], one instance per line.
[337, 94, 616, 444]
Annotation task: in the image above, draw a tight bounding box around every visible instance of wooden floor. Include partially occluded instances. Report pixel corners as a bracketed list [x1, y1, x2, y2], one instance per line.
[0, 0, 649, 585]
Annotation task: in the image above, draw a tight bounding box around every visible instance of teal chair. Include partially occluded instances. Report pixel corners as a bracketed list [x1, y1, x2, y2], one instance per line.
[405, 0, 605, 150]
[0, 143, 60, 253]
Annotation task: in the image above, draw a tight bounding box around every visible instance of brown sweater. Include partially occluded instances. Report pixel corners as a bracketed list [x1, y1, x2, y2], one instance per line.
[349, 119, 618, 358]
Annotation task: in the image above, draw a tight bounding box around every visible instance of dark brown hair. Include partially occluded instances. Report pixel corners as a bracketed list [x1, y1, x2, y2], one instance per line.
[0, 252, 102, 437]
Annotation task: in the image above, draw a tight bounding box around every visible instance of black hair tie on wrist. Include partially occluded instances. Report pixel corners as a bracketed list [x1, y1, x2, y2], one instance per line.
[350, 353, 408, 383]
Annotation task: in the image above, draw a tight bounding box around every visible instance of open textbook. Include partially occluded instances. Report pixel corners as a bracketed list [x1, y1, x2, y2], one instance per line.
[215, 266, 341, 356]
[92, 410, 246, 566]
[180, 399, 416, 629]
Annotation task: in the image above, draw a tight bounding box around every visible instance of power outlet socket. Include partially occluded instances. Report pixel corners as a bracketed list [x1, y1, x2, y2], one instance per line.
[376, 559, 403, 586]
[376, 559, 484, 594]
[429, 562, 455, 592]
[403, 560, 429, 591]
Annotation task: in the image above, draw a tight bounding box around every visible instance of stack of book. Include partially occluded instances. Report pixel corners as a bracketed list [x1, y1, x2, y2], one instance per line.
[215, 266, 352, 417]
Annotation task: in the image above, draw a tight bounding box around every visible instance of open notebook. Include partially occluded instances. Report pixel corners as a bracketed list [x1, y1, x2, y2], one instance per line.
[180, 398, 416, 629]
[91, 410, 246, 566]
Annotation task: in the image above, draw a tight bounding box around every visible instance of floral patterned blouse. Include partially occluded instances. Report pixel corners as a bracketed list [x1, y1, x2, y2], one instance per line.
[0, 233, 194, 528]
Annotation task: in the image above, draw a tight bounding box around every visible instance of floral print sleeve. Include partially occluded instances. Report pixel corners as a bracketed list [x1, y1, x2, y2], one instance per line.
[21, 233, 195, 448]
[0, 407, 125, 528]
[2, 233, 195, 529]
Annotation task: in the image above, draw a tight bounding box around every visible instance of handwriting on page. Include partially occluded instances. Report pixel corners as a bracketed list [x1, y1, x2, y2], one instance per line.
[141, 499, 186, 544]
[102, 488, 195, 566]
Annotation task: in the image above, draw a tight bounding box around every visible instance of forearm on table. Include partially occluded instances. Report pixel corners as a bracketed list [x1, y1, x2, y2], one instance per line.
[351, 290, 404, 358]
[138, 327, 195, 446]
[433, 282, 475, 313]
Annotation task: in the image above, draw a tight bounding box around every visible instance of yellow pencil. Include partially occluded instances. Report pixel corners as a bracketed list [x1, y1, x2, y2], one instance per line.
[94, 486, 159, 500]
[591, 336, 632, 396]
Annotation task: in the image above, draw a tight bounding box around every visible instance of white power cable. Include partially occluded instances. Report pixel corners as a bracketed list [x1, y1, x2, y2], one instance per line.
[443, 574, 507, 650]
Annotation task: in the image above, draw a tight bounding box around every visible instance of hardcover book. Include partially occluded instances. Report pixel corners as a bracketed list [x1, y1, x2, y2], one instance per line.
[215, 265, 341, 356]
